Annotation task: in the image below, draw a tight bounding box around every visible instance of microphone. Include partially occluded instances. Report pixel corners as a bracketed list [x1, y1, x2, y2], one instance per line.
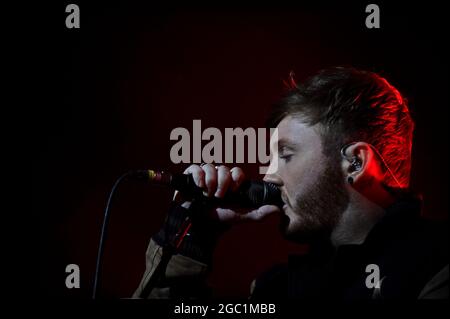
[129, 169, 283, 208]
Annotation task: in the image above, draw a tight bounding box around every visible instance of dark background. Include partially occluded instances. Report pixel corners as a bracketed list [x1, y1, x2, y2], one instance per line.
[37, 1, 448, 298]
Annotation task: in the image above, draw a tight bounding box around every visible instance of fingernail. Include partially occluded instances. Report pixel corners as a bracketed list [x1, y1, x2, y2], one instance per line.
[214, 188, 223, 198]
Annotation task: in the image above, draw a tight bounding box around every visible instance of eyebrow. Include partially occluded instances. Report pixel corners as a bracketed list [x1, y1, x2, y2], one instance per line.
[277, 138, 299, 151]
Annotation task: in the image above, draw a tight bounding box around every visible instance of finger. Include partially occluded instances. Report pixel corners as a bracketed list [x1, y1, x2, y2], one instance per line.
[213, 208, 239, 223]
[202, 163, 217, 197]
[184, 164, 205, 188]
[215, 165, 232, 198]
[239, 205, 280, 222]
[230, 166, 245, 191]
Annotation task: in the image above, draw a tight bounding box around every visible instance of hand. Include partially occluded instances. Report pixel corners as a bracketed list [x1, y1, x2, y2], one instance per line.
[175, 164, 281, 224]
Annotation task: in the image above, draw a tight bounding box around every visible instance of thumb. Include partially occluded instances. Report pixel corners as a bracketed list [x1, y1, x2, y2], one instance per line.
[239, 205, 281, 222]
[211, 205, 281, 225]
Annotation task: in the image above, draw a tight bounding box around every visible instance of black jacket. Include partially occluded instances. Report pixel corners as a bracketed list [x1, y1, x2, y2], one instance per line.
[251, 196, 448, 299]
[134, 195, 448, 299]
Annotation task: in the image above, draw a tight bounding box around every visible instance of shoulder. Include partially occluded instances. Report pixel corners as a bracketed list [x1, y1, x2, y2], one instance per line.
[373, 217, 449, 299]
[418, 264, 449, 299]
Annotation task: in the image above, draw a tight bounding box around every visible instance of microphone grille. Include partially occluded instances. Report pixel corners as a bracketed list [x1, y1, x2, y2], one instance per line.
[246, 181, 282, 207]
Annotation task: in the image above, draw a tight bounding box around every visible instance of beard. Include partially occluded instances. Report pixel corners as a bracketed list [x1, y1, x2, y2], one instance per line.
[280, 158, 350, 243]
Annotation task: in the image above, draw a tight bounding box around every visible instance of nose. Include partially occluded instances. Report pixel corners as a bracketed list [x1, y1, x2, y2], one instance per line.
[263, 172, 283, 186]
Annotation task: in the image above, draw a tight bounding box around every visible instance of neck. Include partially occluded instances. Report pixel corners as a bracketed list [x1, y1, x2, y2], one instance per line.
[330, 190, 393, 247]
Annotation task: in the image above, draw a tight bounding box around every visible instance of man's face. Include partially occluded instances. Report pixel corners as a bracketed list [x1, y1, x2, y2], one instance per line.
[266, 115, 349, 242]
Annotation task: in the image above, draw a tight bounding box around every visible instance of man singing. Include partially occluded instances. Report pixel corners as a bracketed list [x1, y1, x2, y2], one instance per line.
[133, 67, 448, 299]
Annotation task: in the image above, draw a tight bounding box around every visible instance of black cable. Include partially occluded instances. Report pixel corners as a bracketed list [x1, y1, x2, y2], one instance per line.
[92, 171, 132, 299]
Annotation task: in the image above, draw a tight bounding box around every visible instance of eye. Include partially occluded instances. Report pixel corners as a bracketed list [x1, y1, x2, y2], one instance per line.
[279, 154, 293, 162]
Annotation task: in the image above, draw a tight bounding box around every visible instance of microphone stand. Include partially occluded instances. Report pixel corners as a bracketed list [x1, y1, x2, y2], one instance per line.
[138, 198, 204, 298]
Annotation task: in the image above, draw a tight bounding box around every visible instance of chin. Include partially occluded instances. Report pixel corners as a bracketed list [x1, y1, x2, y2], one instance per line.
[279, 216, 304, 241]
[279, 214, 290, 233]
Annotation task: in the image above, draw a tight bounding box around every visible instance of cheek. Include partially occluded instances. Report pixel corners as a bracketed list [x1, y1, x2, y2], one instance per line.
[282, 157, 325, 202]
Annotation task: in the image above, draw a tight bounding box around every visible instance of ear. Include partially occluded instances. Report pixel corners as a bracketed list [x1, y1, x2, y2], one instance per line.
[341, 142, 379, 187]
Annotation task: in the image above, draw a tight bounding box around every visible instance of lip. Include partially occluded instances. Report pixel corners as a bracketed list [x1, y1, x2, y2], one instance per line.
[281, 195, 288, 205]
